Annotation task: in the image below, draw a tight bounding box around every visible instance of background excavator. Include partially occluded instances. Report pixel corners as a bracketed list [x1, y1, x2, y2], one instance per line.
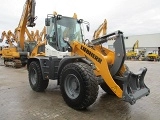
[126, 40, 139, 60]
[28, 26, 46, 57]
[27, 12, 150, 110]
[6, 30, 17, 47]
[93, 19, 107, 39]
[37, 26, 46, 42]
[0, 30, 18, 55]
[0, 28, 40, 56]
[0, 31, 8, 55]
[1, 0, 37, 68]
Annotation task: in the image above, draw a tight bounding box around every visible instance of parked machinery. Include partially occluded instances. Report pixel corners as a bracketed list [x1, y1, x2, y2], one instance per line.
[1, 0, 37, 68]
[126, 40, 139, 60]
[137, 49, 147, 61]
[28, 26, 46, 57]
[93, 19, 107, 39]
[37, 26, 46, 42]
[6, 30, 18, 47]
[146, 50, 160, 61]
[0, 31, 9, 55]
[27, 13, 150, 110]
[0, 30, 18, 55]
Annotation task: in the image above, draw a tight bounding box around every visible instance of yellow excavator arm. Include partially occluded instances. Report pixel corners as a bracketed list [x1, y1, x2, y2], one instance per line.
[132, 40, 139, 51]
[1, 31, 7, 40]
[93, 19, 107, 39]
[1, 30, 14, 47]
[7, 30, 16, 47]
[1, 31, 10, 42]
[0, 31, 9, 55]
[25, 28, 34, 41]
[33, 30, 40, 41]
[39, 26, 46, 42]
[29, 26, 47, 57]
[15, 0, 36, 51]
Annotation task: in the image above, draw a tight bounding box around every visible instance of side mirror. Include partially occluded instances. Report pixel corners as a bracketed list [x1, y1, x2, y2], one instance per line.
[45, 18, 50, 26]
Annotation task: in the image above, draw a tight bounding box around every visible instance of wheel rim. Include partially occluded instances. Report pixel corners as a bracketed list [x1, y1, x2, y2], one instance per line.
[30, 68, 37, 85]
[64, 74, 80, 99]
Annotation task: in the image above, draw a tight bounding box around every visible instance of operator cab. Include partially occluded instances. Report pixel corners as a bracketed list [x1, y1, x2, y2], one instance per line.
[45, 14, 88, 52]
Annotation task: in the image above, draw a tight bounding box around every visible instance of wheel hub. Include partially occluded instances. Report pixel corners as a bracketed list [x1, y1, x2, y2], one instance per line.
[71, 81, 78, 90]
[64, 74, 80, 99]
[30, 68, 37, 85]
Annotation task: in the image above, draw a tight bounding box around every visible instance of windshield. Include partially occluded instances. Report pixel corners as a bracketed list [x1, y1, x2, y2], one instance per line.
[57, 17, 83, 47]
[46, 16, 83, 51]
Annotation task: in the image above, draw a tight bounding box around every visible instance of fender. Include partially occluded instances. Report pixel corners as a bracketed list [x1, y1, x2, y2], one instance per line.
[28, 56, 61, 80]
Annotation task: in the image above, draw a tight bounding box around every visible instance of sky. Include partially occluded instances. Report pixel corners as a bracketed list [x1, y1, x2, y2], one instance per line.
[0, 0, 160, 40]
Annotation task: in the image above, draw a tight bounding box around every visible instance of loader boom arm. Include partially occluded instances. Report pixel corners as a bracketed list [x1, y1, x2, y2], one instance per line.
[1, 31, 9, 41]
[132, 40, 139, 51]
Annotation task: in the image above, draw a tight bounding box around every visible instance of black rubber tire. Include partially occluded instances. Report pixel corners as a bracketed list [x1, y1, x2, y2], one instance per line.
[28, 61, 49, 92]
[60, 62, 98, 110]
[100, 82, 115, 95]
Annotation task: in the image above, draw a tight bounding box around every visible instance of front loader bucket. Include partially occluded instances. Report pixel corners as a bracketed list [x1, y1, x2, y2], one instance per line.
[116, 67, 150, 105]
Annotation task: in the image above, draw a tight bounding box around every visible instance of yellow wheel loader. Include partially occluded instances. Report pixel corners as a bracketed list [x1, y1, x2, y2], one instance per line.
[145, 50, 159, 61]
[27, 13, 150, 110]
